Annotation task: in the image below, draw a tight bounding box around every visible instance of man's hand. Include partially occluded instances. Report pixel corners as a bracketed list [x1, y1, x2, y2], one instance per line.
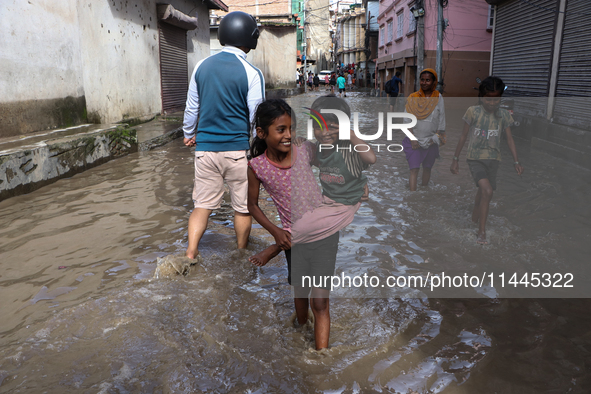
[411, 140, 420, 150]
[184, 137, 196, 147]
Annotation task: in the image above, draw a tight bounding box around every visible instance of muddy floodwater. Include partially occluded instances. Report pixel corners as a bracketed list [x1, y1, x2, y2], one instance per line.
[1, 92, 590, 393]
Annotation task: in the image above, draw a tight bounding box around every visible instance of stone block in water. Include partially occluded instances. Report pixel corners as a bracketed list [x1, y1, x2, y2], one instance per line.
[153, 254, 203, 279]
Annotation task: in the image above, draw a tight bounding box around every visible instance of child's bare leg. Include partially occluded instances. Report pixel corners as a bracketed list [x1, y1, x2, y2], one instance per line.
[249, 244, 282, 266]
[294, 288, 310, 325]
[409, 168, 420, 191]
[310, 287, 330, 350]
[421, 167, 432, 186]
[476, 179, 494, 244]
[472, 188, 482, 224]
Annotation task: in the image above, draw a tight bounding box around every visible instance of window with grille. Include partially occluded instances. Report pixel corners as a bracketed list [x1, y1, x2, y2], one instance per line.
[408, 5, 416, 33]
[387, 20, 393, 42]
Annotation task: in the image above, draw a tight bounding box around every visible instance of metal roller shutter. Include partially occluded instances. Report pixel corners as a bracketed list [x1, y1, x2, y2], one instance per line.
[492, 0, 558, 117]
[159, 22, 188, 113]
[553, 0, 591, 129]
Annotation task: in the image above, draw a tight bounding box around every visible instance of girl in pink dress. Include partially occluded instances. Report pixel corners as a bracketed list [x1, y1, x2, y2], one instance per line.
[248, 99, 333, 348]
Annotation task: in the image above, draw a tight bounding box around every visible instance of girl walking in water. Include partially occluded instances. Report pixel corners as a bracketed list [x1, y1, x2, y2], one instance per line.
[450, 76, 524, 245]
[247, 99, 332, 349]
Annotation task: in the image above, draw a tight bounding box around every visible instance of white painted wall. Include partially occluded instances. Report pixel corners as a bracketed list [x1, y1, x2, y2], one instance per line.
[0, 0, 211, 135]
[246, 26, 298, 89]
[76, 0, 210, 123]
[211, 26, 297, 89]
[0, 0, 84, 102]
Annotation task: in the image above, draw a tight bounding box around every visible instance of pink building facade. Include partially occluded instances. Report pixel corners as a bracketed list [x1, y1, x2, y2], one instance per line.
[376, 0, 493, 96]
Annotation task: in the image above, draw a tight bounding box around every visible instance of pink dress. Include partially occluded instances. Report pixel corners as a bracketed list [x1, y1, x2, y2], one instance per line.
[248, 142, 322, 232]
[249, 141, 362, 245]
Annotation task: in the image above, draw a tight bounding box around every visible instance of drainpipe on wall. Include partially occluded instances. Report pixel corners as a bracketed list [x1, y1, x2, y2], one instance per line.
[416, 0, 425, 91]
[435, 0, 443, 91]
[546, 0, 567, 121]
[488, 5, 496, 76]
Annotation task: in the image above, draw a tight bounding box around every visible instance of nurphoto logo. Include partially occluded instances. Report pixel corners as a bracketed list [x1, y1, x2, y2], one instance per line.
[306, 109, 418, 152]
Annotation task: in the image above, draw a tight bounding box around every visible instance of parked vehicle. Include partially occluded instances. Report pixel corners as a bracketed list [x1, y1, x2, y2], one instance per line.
[318, 70, 332, 84]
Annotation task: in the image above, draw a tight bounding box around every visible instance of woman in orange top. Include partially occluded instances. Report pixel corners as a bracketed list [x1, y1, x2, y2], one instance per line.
[403, 68, 446, 191]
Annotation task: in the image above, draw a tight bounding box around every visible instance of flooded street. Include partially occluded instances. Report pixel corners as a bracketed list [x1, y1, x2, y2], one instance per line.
[1, 91, 591, 393]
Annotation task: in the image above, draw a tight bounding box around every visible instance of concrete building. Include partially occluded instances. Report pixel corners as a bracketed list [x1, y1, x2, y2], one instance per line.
[363, 0, 380, 87]
[211, 0, 300, 86]
[334, 2, 371, 86]
[376, 0, 492, 97]
[210, 23, 297, 89]
[488, 0, 591, 168]
[0, 0, 225, 139]
[305, 0, 332, 72]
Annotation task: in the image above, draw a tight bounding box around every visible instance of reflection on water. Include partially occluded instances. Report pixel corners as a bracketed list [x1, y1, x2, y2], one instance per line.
[0, 91, 590, 392]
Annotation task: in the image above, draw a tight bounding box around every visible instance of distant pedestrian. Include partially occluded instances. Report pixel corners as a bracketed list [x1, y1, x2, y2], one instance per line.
[388, 71, 403, 111]
[308, 73, 314, 90]
[337, 74, 346, 97]
[403, 68, 445, 191]
[313, 73, 320, 91]
[347, 73, 352, 89]
[329, 72, 336, 94]
[450, 76, 523, 245]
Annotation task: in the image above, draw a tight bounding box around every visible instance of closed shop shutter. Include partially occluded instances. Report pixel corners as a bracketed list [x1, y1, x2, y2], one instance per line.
[492, 0, 558, 117]
[553, 0, 591, 129]
[159, 22, 188, 113]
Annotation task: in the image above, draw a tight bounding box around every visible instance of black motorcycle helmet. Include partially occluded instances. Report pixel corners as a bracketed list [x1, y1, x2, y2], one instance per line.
[218, 11, 260, 50]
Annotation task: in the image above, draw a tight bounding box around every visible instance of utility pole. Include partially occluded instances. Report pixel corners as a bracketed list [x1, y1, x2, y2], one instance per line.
[416, 0, 424, 91]
[436, 0, 444, 91]
[303, 0, 307, 92]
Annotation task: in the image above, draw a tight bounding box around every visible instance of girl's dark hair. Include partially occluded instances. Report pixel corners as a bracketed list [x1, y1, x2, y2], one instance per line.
[310, 94, 351, 127]
[250, 99, 294, 158]
[478, 76, 505, 98]
[478, 76, 505, 117]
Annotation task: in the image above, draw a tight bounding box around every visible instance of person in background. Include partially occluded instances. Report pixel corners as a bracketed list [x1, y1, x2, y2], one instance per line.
[450, 76, 524, 245]
[337, 73, 346, 98]
[329, 72, 337, 94]
[313, 73, 320, 91]
[388, 71, 403, 111]
[402, 68, 446, 191]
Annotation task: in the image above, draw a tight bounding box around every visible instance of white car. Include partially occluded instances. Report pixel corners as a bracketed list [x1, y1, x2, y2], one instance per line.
[318, 70, 332, 84]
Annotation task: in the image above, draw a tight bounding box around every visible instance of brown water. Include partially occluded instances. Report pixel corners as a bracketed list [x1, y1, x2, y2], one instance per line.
[0, 92, 590, 393]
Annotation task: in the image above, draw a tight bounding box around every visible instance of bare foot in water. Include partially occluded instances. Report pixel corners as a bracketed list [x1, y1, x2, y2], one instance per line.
[476, 232, 488, 245]
[249, 244, 282, 266]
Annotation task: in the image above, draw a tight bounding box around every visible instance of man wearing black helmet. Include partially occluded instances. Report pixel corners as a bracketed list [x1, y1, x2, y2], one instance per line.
[183, 11, 265, 260]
